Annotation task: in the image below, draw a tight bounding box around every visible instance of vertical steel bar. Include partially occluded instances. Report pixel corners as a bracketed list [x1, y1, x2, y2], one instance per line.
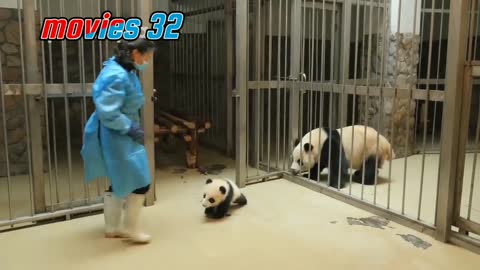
[332, 0, 339, 189]
[225, 0, 234, 156]
[17, 0, 37, 215]
[308, 2, 316, 182]
[474, 0, 480, 60]
[194, 2, 198, 120]
[339, 0, 351, 193]
[105, 0, 109, 61]
[39, 0, 54, 211]
[349, 0, 361, 195]
[208, 4, 213, 142]
[317, 0, 327, 184]
[276, 0, 283, 169]
[418, 0, 427, 90]
[432, 0, 447, 149]
[435, 0, 469, 242]
[79, 0, 90, 203]
[60, 0, 74, 208]
[313, 8, 319, 132]
[92, 0, 101, 198]
[235, 0, 249, 187]
[0, 28, 12, 220]
[360, 0, 374, 199]
[267, 0, 273, 172]
[374, 0, 389, 205]
[283, 0, 289, 170]
[137, 0, 156, 206]
[255, 0, 261, 174]
[419, 0, 435, 220]
[47, 0, 59, 205]
[216, 2, 221, 145]
[289, 0, 302, 161]
[298, 0, 306, 180]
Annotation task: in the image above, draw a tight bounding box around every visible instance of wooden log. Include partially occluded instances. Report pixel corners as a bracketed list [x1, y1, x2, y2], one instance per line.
[153, 125, 170, 135]
[155, 116, 179, 133]
[185, 130, 198, 168]
[160, 111, 196, 129]
[166, 109, 211, 129]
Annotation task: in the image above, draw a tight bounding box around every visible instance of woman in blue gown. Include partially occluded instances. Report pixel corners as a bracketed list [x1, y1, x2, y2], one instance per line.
[81, 38, 155, 244]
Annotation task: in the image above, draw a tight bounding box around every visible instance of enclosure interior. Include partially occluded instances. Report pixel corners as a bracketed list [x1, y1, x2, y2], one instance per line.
[0, 0, 480, 246]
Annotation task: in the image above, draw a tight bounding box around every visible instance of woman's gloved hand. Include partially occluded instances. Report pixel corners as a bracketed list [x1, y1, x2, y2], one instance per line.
[127, 122, 145, 144]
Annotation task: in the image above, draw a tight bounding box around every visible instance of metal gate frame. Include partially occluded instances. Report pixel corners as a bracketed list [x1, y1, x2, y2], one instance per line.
[235, 0, 480, 254]
[451, 0, 480, 242]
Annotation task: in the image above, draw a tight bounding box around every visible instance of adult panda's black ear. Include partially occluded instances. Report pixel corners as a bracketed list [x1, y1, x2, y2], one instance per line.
[293, 138, 300, 147]
[219, 186, 227, 194]
[206, 179, 213, 184]
[304, 143, 314, 152]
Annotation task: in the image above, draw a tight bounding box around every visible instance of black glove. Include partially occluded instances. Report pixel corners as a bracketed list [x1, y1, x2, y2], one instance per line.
[127, 122, 144, 144]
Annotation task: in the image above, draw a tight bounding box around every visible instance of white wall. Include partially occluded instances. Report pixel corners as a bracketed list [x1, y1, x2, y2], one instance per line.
[0, 0, 21, 9]
[390, 0, 422, 33]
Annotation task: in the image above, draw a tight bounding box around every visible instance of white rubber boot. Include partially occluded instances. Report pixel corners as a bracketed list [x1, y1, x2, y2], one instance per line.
[124, 194, 151, 244]
[103, 192, 126, 238]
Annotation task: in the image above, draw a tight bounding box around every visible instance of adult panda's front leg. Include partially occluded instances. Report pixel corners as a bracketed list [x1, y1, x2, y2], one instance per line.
[326, 130, 349, 189]
[352, 156, 378, 185]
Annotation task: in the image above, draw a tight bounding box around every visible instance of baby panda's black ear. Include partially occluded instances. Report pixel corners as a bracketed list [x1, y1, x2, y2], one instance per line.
[219, 186, 227, 194]
[206, 179, 213, 184]
[304, 143, 314, 152]
[293, 138, 300, 147]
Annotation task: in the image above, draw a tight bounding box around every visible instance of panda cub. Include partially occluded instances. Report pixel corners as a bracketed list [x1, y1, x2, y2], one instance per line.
[202, 178, 247, 219]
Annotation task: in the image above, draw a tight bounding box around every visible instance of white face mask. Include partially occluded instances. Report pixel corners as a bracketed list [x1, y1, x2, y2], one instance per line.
[134, 61, 148, 71]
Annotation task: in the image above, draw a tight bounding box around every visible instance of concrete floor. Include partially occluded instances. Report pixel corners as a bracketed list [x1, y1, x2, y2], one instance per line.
[1, 146, 480, 269]
[1, 165, 480, 270]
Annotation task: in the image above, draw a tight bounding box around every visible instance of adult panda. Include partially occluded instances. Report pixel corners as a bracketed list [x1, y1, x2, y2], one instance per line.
[290, 125, 395, 188]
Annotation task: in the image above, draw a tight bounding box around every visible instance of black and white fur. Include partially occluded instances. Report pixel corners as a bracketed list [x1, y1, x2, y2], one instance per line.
[290, 125, 395, 188]
[290, 127, 350, 188]
[202, 178, 247, 219]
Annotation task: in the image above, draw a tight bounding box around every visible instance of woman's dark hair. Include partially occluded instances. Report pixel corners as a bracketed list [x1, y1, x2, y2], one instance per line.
[114, 38, 156, 71]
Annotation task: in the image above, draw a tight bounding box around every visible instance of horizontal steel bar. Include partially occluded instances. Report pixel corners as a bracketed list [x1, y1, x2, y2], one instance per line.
[449, 232, 480, 255]
[283, 174, 437, 238]
[0, 203, 103, 228]
[2, 83, 93, 96]
[248, 81, 445, 102]
[472, 66, 480, 77]
[455, 217, 480, 235]
[182, 4, 224, 17]
[245, 171, 285, 184]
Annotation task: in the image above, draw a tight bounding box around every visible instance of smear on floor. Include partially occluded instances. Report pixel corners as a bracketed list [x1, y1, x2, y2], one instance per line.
[397, 234, 432, 249]
[347, 216, 390, 230]
[198, 164, 226, 175]
[172, 168, 187, 174]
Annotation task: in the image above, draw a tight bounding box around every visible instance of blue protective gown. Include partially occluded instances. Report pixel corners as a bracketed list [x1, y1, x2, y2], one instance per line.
[81, 57, 150, 198]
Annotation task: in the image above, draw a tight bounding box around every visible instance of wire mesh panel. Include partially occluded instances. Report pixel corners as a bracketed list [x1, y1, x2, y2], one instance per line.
[0, 0, 155, 229]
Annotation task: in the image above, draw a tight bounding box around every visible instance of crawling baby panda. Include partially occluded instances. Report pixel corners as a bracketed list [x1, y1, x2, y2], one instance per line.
[201, 178, 247, 219]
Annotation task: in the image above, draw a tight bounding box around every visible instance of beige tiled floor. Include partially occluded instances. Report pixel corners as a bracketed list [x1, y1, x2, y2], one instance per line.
[1, 148, 480, 269]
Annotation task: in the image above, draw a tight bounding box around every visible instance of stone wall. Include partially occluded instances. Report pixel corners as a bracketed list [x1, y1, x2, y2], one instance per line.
[357, 33, 420, 158]
[0, 7, 96, 177]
